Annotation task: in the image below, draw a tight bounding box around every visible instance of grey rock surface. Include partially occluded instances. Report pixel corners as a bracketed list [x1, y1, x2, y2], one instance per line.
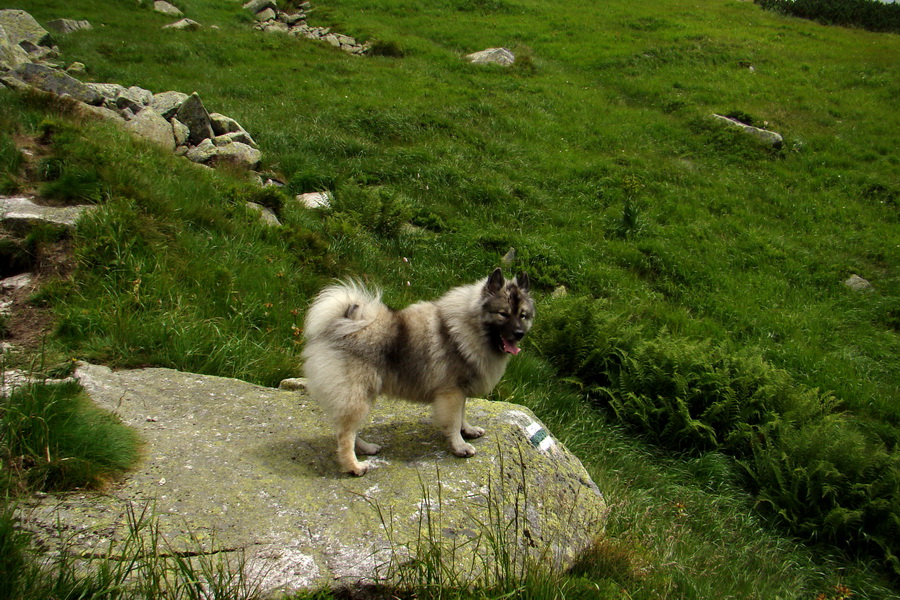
[12, 62, 104, 105]
[845, 274, 872, 291]
[214, 141, 262, 169]
[163, 18, 201, 31]
[46, 19, 93, 35]
[0, 9, 52, 47]
[154, 1, 184, 16]
[465, 47, 516, 66]
[21, 364, 607, 597]
[150, 90, 189, 119]
[711, 114, 783, 149]
[176, 92, 215, 145]
[125, 108, 176, 150]
[0, 24, 32, 70]
[0, 196, 97, 229]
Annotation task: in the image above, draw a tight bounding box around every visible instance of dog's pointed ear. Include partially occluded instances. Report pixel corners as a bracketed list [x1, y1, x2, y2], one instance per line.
[516, 272, 530, 292]
[487, 267, 504, 294]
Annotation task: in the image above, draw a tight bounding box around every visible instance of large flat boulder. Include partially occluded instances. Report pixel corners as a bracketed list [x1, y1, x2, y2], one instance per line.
[21, 364, 606, 596]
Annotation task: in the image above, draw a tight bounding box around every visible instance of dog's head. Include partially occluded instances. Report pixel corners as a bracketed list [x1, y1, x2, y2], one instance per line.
[482, 268, 534, 355]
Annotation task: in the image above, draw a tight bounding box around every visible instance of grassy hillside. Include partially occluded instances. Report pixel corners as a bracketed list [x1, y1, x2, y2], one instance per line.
[1, 0, 898, 597]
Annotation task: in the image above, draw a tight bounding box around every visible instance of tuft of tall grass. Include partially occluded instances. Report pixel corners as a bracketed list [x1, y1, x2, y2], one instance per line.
[0, 500, 263, 600]
[371, 458, 591, 600]
[1, 381, 140, 492]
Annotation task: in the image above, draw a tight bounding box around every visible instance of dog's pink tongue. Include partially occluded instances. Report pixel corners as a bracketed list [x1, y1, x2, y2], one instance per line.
[502, 338, 521, 355]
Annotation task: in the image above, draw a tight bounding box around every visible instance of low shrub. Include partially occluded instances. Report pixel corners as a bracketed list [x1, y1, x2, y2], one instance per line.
[755, 0, 900, 33]
[532, 295, 900, 576]
[330, 183, 412, 238]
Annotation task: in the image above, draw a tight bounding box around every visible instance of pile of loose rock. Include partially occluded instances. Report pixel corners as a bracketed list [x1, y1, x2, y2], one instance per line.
[0, 9, 262, 172]
[244, 0, 371, 55]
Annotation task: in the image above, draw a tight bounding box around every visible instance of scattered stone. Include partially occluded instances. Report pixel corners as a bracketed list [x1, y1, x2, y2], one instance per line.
[0, 196, 97, 229]
[2, 9, 264, 178]
[185, 137, 217, 164]
[248, 1, 369, 55]
[153, 1, 184, 17]
[296, 191, 332, 209]
[209, 112, 257, 146]
[65, 61, 86, 73]
[125, 108, 176, 150]
[0, 367, 76, 397]
[162, 18, 201, 31]
[278, 377, 307, 391]
[0, 9, 53, 47]
[76, 102, 125, 123]
[215, 141, 262, 169]
[115, 85, 153, 113]
[11, 62, 103, 105]
[213, 131, 256, 147]
[711, 114, 783, 149]
[255, 8, 277, 22]
[86, 82, 127, 104]
[175, 92, 214, 145]
[551, 285, 568, 299]
[243, 0, 277, 13]
[844, 274, 872, 291]
[246, 201, 280, 226]
[281, 12, 306, 26]
[0, 24, 32, 70]
[46, 19, 92, 35]
[0, 273, 33, 292]
[466, 47, 515, 66]
[501, 247, 516, 265]
[171, 117, 190, 146]
[17, 364, 606, 597]
[18, 40, 56, 61]
[149, 90, 189, 119]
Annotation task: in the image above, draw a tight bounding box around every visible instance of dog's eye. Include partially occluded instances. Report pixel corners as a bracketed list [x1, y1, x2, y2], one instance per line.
[520, 312, 530, 320]
[498, 311, 510, 319]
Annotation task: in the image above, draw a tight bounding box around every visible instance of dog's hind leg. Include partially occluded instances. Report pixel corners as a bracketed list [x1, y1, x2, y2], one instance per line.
[334, 390, 378, 476]
[433, 391, 476, 457]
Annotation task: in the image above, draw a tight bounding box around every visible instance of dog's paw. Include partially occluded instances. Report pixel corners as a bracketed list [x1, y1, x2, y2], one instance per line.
[344, 462, 369, 477]
[461, 425, 485, 439]
[355, 439, 381, 455]
[451, 442, 476, 458]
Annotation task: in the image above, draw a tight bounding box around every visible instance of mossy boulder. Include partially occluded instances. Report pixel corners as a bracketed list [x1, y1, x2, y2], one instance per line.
[21, 363, 607, 596]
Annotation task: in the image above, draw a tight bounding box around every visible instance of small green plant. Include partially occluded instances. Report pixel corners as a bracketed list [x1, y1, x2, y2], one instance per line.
[330, 184, 412, 238]
[0, 132, 24, 193]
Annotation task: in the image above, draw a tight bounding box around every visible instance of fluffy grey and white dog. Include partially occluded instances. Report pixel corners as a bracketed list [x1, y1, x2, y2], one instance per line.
[302, 268, 534, 476]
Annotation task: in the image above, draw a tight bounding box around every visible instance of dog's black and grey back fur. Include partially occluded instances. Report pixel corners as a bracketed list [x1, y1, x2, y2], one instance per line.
[302, 268, 534, 476]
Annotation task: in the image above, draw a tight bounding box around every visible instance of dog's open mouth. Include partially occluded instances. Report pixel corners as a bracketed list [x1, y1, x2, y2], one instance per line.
[501, 337, 521, 355]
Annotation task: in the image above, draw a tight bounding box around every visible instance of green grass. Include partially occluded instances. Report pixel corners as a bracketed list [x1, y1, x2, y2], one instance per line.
[1, 0, 898, 596]
[1, 378, 140, 492]
[0, 498, 263, 600]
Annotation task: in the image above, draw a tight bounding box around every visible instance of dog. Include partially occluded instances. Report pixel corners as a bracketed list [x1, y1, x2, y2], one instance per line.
[302, 268, 534, 476]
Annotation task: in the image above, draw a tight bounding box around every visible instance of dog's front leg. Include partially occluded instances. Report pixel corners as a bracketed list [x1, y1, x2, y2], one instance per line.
[433, 391, 476, 457]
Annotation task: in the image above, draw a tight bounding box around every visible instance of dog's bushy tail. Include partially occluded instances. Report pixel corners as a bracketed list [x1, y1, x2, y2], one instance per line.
[304, 280, 383, 342]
